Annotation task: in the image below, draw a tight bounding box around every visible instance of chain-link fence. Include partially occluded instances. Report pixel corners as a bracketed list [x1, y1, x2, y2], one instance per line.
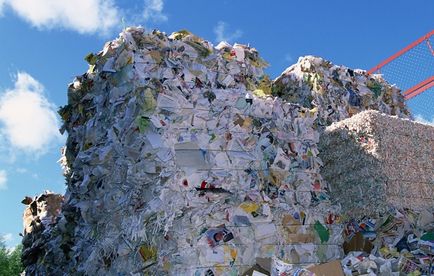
[368, 30, 434, 123]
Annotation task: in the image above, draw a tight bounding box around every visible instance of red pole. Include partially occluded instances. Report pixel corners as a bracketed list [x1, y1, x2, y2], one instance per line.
[368, 30, 434, 74]
[403, 76, 434, 100]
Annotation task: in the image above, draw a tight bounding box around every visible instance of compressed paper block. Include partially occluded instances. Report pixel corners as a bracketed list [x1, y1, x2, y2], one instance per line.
[22, 28, 347, 276]
[319, 110, 434, 216]
[272, 56, 410, 127]
[21, 192, 64, 268]
[21, 27, 412, 276]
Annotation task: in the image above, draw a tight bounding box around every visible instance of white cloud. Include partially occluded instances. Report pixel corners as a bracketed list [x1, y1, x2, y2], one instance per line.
[414, 114, 434, 126]
[1, 233, 17, 251]
[1, 233, 12, 242]
[1, 0, 120, 34]
[0, 0, 5, 15]
[143, 0, 167, 23]
[214, 21, 243, 43]
[0, 72, 62, 154]
[0, 170, 7, 190]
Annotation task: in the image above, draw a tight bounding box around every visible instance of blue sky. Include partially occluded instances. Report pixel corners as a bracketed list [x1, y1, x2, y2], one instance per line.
[0, 0, 433, 248]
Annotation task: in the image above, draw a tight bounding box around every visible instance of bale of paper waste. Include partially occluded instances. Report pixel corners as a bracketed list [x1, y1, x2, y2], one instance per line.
[21, 27, 416, 275]
[22, 191, 63, 235]
[314, 110, 434, 275]
[21, 191, 63, 269]
[319, 110, 434, 216]
[273, 56, 410, 126]
[22, 27, 347, 275]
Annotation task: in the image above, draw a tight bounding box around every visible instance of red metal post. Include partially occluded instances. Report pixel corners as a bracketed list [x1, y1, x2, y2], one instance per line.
[404, 76, 434, 100]
[368, 30, 434, 74]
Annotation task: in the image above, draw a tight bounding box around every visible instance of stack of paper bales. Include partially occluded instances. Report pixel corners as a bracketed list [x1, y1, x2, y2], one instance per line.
[20, 27, 414, 276]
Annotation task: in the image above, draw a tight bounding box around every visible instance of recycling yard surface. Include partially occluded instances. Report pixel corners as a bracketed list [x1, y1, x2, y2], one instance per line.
[21, 28, 433, 276]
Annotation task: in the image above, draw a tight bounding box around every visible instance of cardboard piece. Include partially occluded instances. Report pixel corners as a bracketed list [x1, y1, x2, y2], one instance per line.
[242, 258, 271, 276]
[256, 257, 271, 272]
[252, 271, 268, 276]
[242, 265, 270, 276]
[307, 260, 344, 276]
[343, 232, 374, 254]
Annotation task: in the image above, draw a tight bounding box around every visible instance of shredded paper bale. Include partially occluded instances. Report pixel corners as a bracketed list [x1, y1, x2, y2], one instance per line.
[319, 110, 434, 216]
